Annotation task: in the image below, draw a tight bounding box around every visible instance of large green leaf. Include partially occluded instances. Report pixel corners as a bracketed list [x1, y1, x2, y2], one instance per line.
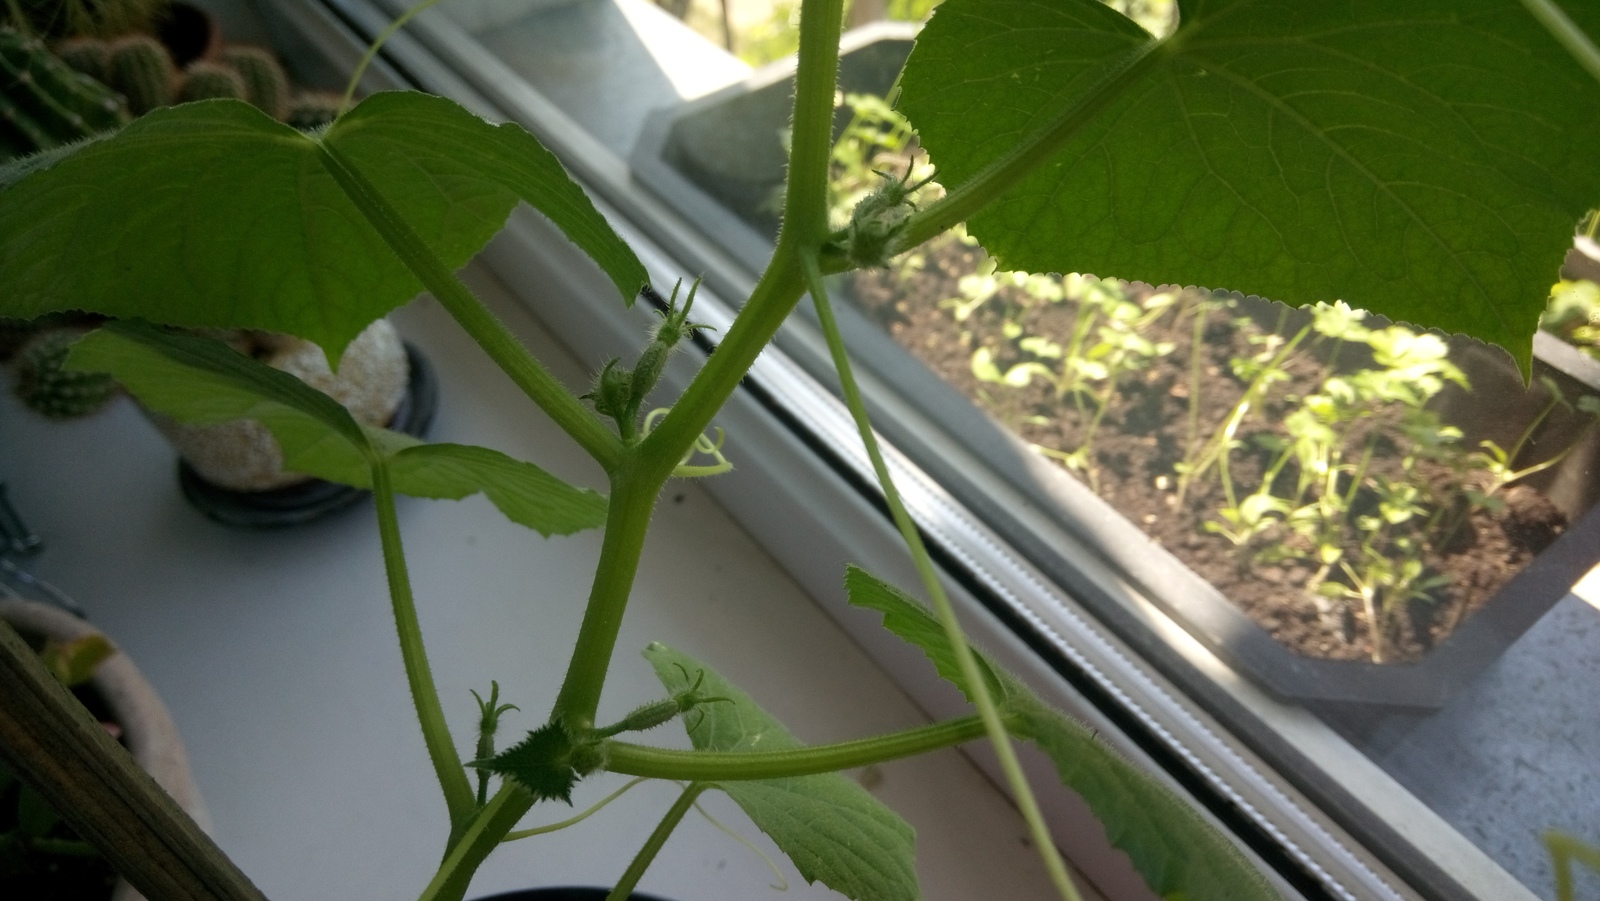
[844, 565, 1278, 901]
[843, 565, 1006, 705]
[324, 93, 646, 307]
[0, 93, 646, 359]
[66, 324, 606, 536]
[67, 321, 372, 475]
[644, 642, 919, 901]
[900, 0, 1600, 368]
[386, 443, 605, 537]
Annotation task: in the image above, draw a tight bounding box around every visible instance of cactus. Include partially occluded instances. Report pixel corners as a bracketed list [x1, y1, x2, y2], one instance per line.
[5, 0, 167, 40]
[286, 91, 343, 131]
[54, 36, 109, 82]
[105, 34, 175, 115]
[0, 27, 127, 158]
[220, 45, 287, 120]
[12, 330, 117, 419]
[178, 60, 243, 103]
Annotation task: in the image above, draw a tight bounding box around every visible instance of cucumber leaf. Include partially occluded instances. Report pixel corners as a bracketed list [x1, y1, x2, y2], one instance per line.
[900, 0, 1600, 370]
[844, 565, 1278, 901]
[0, 94, 645, 360]
[387, 443, 605, 537]
[65, 324, 605, 536]
[644, 642, 919, 901]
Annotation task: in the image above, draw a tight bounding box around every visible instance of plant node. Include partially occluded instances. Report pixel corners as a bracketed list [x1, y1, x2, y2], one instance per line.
[836, 166, 934, 269]
[583, 279, 713, 442]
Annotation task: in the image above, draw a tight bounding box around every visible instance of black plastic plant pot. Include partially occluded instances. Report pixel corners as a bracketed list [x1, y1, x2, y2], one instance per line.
[180, 342, 438, 529]
[631, 25, 1600, 710]
[473, 890, 676, 901]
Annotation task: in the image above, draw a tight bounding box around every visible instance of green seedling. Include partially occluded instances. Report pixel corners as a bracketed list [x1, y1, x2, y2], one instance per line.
[1545, 830, 1600, 901]
[1, 1, 1596, 900]
[972, 276, 1174, 491]
[1472, 377, 1600, 499]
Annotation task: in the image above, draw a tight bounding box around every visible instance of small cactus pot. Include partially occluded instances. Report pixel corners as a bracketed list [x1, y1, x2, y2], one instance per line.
[144, 318, 437, 527]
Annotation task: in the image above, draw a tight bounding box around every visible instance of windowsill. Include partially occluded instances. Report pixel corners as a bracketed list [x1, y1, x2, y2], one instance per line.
[0, 263, 1089, 900]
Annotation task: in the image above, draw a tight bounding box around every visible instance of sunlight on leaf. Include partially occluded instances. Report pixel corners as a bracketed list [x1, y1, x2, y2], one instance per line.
[645, 642, 919, 901]
[0, 94, 646, 359]
[901, 0, 1600, 370]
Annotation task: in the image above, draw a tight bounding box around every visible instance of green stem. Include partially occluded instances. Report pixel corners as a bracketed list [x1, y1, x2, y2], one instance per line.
[372, 461, 477, 832]
[606, 714, 989, 780]
[635, 252, 808, 486]
[551, 468, 657, 728]
[638, 0, 844, 477]
[419, 784, 535, 901]
[553, 0, 846, 745]
[803, 255, 1083, 901]
[886, 38, 1166, 256]
[1519, 0, 1600, 87]
[777, 0, 847, 249]
[317, 143, 624, 473]
[502, 777, 651, 842]
[607, 783, 710, 901]
[1544, 830, 1600, 901]
[340, 0, 448, 112]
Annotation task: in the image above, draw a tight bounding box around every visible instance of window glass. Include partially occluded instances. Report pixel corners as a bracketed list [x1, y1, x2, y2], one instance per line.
[343, 1, 1600, 898]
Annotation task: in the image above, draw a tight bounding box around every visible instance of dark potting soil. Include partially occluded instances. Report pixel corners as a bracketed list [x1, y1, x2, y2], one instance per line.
[848, 237, 1567, 664]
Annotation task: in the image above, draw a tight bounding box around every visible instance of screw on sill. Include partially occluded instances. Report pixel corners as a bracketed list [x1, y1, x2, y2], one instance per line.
[0, 481, 43, 557]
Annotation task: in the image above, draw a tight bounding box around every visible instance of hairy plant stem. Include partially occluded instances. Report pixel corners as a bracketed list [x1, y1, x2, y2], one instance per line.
[554, 0, 845, 729]
[638, 0, 842, 476]
[803, 255, 1083, 901]
[551, 466, 657, 728]
[317, 142, 624, 473]
[420, 784, 534, 901]
[605, 714, 990, 780]
[884, 37, 1166, 259]
[373, 460, 477, 834]
[607, 783, 710, 901]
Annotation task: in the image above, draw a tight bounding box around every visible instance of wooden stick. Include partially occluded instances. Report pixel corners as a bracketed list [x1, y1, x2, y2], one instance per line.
[0, 619, 268, 901]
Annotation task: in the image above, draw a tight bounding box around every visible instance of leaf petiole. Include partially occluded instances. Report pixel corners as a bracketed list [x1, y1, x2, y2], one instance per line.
[603, 714, 990, 781]
[801, 253, 1082, 901]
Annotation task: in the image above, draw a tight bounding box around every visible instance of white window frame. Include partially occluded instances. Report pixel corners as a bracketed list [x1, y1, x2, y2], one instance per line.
[252, 2, 1549, 898]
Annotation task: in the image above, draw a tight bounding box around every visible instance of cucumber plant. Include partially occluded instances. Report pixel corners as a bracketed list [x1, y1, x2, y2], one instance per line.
[1, 1, 1598, 900]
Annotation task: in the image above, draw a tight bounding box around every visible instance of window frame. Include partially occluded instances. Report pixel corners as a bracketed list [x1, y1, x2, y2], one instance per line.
[256, 1, 1552, 898]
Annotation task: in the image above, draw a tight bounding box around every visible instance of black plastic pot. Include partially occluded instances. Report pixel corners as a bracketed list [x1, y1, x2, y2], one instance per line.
[631, 27, 1600, 709]
[474, 890, 674, 901]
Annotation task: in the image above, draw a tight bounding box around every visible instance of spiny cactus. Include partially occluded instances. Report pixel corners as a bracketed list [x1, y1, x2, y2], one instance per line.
[178, 59, 243, 103]
[286, 91, 343, 131]
[54, 36, 109, 82]
[220, 45, 287, 120]
[4, 0, 167, 40]
[105, 34, 175, 115]
[13, 330, 118, 419]
[0, 27, 127, 159]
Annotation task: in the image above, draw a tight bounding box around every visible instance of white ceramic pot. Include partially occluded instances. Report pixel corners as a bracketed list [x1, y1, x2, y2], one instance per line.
[151, 318, 410, 491]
